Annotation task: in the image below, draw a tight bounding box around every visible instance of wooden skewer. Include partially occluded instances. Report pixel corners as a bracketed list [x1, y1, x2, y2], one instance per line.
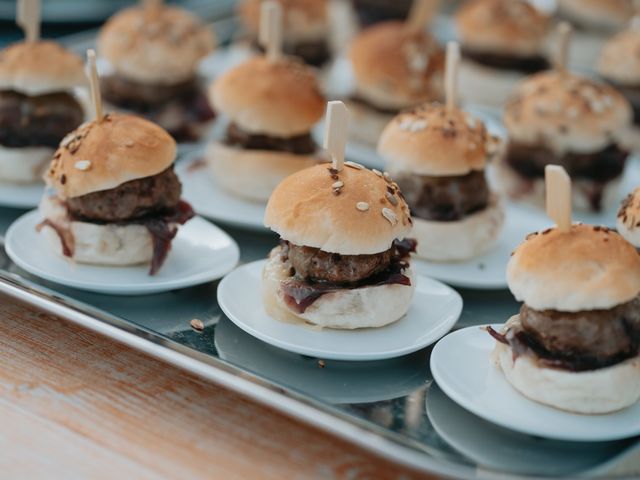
[406, 0, 440, 32]
[545, 165, 572, 232]
[17, 0, 40, 43]
[323, 101, 349, 172]
[86, 50, 103, 122]
[259, 1, 283, 62]
[554, 22, 572, 74]
[444, 41, 460, 113]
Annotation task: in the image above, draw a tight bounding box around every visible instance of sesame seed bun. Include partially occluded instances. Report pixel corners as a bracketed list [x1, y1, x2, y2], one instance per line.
[210, 56, 325, 137]
[618, 188, 640, 247]
[205, 141, 321, 203]
[455, 0, 550, 57]
[45, 113, 176, 199]
[238, 0, 328, 43]
[349, 21, 444, 111]
[98, 5, 215, 85]
[0, 41, 86, 96]
[504, 71, 633, 155]
[378, 103, 502, 176]
[598, 22, 640, 86]
[262, 246, 415, 329]
[507, 224, 640, 312]
[493, 315, 640, 414]
[265, 163, 412, 255]
[558, 0, 634, 31]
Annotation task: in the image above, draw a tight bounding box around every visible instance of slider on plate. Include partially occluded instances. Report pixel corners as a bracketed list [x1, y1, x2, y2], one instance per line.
[618, 187, 640, 248]
[238, 0, 331, 67]
[454, 0, 550, 107]
[97, 2, 216, 142]
[557, 0, 635, 32]
[0, 41, 86, 183]
[347, 20, 444, 146]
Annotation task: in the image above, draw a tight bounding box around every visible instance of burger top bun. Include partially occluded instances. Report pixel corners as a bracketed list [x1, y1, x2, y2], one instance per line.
[98, 5, 215, 85]
[507, 224, 640, 312]
[378, 103, 501, 176]
[45, 113, 176, 200]
[349, 21, 445, 111]
[504, 71, 632, 154]
[558, 0, 634, 31]
[265, 163, 412, 255]
[0, 41, 86, 96]
[238, 0, 328, 41]
[598, 19, 640, 86]
[210, 56, 325, 137]
[618, 188, 640, 248]
[455, 0, 550, 57]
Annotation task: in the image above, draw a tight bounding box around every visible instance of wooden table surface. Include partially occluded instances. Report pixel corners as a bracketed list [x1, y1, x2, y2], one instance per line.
[0, 294, 437, 480]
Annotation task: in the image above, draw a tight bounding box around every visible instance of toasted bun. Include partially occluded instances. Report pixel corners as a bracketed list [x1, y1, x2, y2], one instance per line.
[98, 5, 215, 85]
[0, 41, 86, 96]
[493, 315, 640, 414]
[350, 21, 444, 110]
[618, 188, 640, 248]
[379, 103, 503, 176]
[558, 0, 633, 31]
[457, 56, 528, 108]
[455, 0, 549, 57]
[210, 56, 325, 136]
[598, 21, 640, 86]
[507, 224, 640, 312]
[262, 246, 415, 329]
[265, 163, 412, 255]
[205, 141, 320, 202]
[39, 196, 155, 267]
[504, 71, 633, 155]
[410, 196, 504, 262]
[491, 155, 623, 213]
[0, 146, 53, 183]
[238, 0, 328, 42]
[45, 113, 176, 199]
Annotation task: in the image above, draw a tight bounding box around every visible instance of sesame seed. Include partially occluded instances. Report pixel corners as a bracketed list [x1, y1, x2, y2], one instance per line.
[345, 161, 364, 170]
[409, 119, 428, 132]
[74, 160, 91, 171]
[125, 140, 135, 147]
[190, 319, 204, 331]
[386, 192, 398, 206]
[468, 142, 477, 150]
[372, 169, 382, 177]
[356, 202, 369, 211]
[332, 181, 344, 189]
[60, 133, 75, 147]
[398, 118, 414, 131]
[381, 208, 398, 225]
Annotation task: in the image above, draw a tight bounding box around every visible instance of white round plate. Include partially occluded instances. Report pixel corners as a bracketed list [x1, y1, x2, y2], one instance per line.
[431, 325, 640, 442]
[175, 154, 266, 231]
[217, 260, 462, 361]
[412, 204, 533, 289]
[5, 211, 240, 295]
[0, 182, 43, 209]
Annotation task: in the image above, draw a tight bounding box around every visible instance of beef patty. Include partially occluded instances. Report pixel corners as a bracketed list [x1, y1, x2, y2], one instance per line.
[461, 48, 550, 74]
[100, 75, 199, 108]
[394, 170, 490, 222]
[66, 167, 181, 223]
[0, 90, 84, 148]
[223, 122, 317, 155]
[254, 38, 331, 67]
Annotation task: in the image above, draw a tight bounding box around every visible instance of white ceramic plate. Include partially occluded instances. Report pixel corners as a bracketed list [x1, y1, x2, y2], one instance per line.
[217, 260, 462, 361]
[430, 325, 640, 442]
[5, 211, 240, 295]
[0, 182, 43, 209]
[175, 154, 267, 231]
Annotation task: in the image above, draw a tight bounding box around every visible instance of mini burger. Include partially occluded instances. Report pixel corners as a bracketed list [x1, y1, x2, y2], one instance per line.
[488, 224, 640, 414]
[263, 162, 416, 329]
[558, 0, 634, 32]
[0, 41, 86, 183]
[455, 0, 551, 107]
[97, 3, 216, 142]
[40, 113, 194, 275]
[348, 21, 444, 146]
[378, 102, 504, 261]
[617, 187, 640, 248]
[208, 56, 325, 202]
[238, 0, 331, 66]
[498, 71, 633, 212]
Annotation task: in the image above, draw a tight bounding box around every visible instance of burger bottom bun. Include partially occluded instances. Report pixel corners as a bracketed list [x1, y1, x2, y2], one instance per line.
[490, 156, 622, 213]
[344, 99, 396, 149]
[206, 142, 321, 203]
[261, 248, 415, 329]
[458, 59, 525, 108]
[0, 145, 54, 183]
[411, 195, 505, 262]
[39, 195, 170, 267]
[493, 315, 640, 414]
